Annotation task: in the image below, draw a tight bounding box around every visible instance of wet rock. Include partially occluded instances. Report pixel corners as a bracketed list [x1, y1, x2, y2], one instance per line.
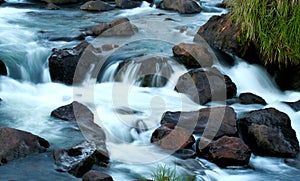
[172, 43, 214, 68]
[284, 99, 300, 112]
[48, 41, 102, 85]
[80, 0, 114, 12]
[175, 68, 237, 104]
[51, 101, 94, 122]
[151, 123, 195, 150]
[85, 18, 137, 37]
[0, 59, 7, 76]
[239, 92, 267, 105]
[54, 141, 109, 177]
[194, 13, 260, 64]
[46, 3, 60, 10]
[237, 108, 299, 158]
[82, 170, 114, 181]
[172, 149, 196, 159]
[0, 0, 4, 4]
[197, 136, 251, 167]
[115, 0, 143, 9]
[0, 127, 50, 165]
[42, 0, 78, 4]
[161, 106, 238, 140]
[159, 0, 202, 14]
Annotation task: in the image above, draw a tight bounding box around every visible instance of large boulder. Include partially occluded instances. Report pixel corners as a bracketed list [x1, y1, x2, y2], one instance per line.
[197, 136, 252, 167]
[82, 170, 114, 181]
[194, 13, 260, 64]
[151, 123, 195, 150]
[80, 0, 114, 12]
[175, 68, 237, 104]
[0, 127, 50, 165]
[0, 59, 7, 76]
[53, 141, 109, 177]
[237, 108, 299, 158]
[85, 18, 137, 37]
[48, 41, 102, 85]
[115, 0, 142, 9]
[161, 106, 238, 140]
[172, 43, 214, 69]
[159, 0, 202, 14]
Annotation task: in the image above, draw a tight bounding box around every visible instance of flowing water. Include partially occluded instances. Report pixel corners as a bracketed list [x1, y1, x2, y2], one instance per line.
[0, 0, 300, 180]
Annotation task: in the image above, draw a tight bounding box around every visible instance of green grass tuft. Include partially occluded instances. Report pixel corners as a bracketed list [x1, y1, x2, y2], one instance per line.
[229, 0, 300, 66]
[150, 164, 194, 181]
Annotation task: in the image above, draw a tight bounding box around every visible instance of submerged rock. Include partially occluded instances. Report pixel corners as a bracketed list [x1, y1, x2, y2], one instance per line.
[151, 123, 195, 150]
[0, 59, 7, 76]
[159, 0, 202, 14]
[53, 141, 109, 177]
[0, 127, 50, 165]
[237, 108, 299, 158]
[238, 92, 267, 105]
[82, 170, 114, 181]
[80, 0, 114, 12]
[284, 99, 300, 112]
[172, 43, 214, 68]
[85, 18, 137, 37]
[161, 106, 238, 140]
[48, 41, 102, 85]
[197, 136, 251, 167]
[175, 68, 237, 104]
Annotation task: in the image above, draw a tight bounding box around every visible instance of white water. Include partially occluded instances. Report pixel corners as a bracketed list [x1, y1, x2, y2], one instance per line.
[0, 1, 300, 180]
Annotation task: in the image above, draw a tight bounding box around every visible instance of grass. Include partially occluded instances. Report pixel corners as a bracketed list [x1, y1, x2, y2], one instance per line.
[229, 0, 300, 66]
[149, 164, 194, 181]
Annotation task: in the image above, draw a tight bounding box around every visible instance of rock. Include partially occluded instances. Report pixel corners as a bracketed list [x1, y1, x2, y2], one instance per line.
[46, 3, 60, 10]
[85, 18, 137, 37]
[0, 127, 50, 165]
[239, 92, 267, 105]
[197, 136, 251, 167]
[284, 99, 300, 111]
[82, 170, 114, 181]
[150, 123, 195, 150]
[161, 106, 238, 140]
[51, 101, 94, 122]
[194, 13, 260, 64]
[172, 149, 196, 159]
[42, 0, 78, 4]
[48, 41, 102, 85]
[53, 141, 109, 177]
[115, 0, 142, 9]
[0, 0, 5, 4]
[80, 0, 114, 12]
[175, 68, 237, 104]
[172, 43, 214, 68]
[237, 108, 299, 158]
[0, 59, 7, 76]
[160, 0, 202, 14]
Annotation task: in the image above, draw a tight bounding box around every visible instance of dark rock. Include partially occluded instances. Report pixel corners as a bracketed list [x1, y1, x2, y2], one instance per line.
[80, 0, 114, 12]
[175, 68, 237, 104]
[237, 108, 299, 158]
[54, 141, 109, 177]
[46, 3, 60, 10]
[197, 136, 251, 167]
[151, 123, 195, 150]
[194, 13, 260, 64]
[284, 99, 300, 111]
[160, 0, 202, 14]
[42, 0, 78, 4]
[0, 127, 50, 165]
[239, 92, 267, 105]
[172, 149, 196, 159]
[172, 43, 214, 68]
[0, 59, 7, 76]
[115, 0, 143, 9]
[0, 0, 4, 4]
[51, 101, 94, 122]
[161, 106, 238, 140]
[85, 18, 137, 37]
[48, 41, 102, 85]
[82, 170, 114, 181]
